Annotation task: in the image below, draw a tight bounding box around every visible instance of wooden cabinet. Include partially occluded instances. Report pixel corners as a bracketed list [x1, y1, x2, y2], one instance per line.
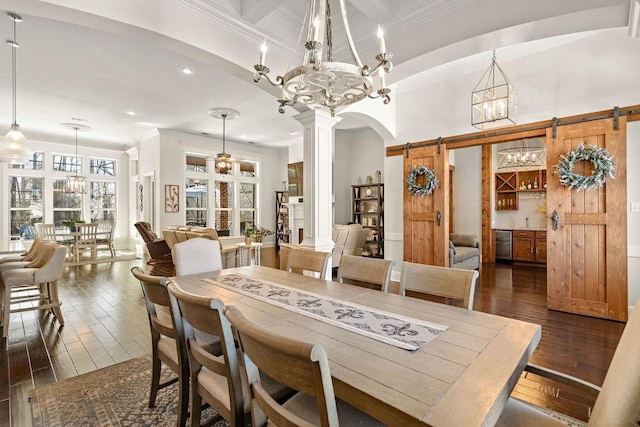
[352, 183, 384, 258]
[512, 230, 546, 264]
[495, 169, 547, 211]
[275, 191, 289, 249]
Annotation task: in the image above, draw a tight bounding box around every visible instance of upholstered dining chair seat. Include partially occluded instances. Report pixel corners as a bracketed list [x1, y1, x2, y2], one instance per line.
[498, 397, 586, 426]
[274, 392, 383, 427]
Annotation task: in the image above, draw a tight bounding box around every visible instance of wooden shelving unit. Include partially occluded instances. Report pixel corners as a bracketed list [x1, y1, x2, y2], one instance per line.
[352, 183, 384, 258]
[495, 169, 547, 211]
[275, 191, 289, 249]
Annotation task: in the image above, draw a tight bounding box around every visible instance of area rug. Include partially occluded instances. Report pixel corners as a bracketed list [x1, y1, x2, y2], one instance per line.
[29, 355, 226, 426]
[64, 249, 139, 267]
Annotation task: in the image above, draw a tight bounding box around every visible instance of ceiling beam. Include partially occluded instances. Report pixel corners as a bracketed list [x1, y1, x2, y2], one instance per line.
[241, 0, 288, 24]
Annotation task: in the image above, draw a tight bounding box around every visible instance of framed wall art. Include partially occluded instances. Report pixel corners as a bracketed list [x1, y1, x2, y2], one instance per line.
[164, 184, 179, 212]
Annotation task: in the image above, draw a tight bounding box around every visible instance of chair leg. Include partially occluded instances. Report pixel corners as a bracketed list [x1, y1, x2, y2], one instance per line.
[149, 346, 161, 408]
[48, 281, 64, 325]
[189, 381, 203, 427]
[177, 374, 189, 427]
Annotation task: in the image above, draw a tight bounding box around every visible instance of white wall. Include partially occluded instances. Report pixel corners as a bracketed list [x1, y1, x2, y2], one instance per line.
[333, 129, 385, 225]
[627, 121, 640, 308]
[452, 146, 482, 237]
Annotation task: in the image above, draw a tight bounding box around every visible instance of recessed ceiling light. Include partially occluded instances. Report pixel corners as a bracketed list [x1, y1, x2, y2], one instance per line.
[182, 67, 194, 75]
[126, 111, 135, 116]
[289, 131, 298, 135]
[240, 134, 246, 138]
[201, 132, 209, 136]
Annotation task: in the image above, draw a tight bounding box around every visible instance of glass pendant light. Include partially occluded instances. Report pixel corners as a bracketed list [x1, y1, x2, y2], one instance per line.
[0, 12, 34, 164]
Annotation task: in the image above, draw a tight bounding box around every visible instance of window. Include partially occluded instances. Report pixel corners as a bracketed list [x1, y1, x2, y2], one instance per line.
[9, 152, 44, 170]
[9, 177, 43, 237]
[53, 154, 81, 173]
[186, 179, 207, 226]
[186, 155, 208, 173]
[90, 158, 116, 176]
[53, 178, 82, 225]
[214, 181, 233, 235]
[239, 182, 256, 234]
[239, 161, 255, 177]
[90, 181, 116, 222]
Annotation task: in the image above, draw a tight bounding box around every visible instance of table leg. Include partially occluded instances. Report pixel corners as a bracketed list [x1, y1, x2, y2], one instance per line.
[256, 247, 261, 266]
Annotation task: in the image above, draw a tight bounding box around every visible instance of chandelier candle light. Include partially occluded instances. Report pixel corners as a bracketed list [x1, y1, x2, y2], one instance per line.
[61, 123, 91, 194]
[0, 12, 34, 164]
[253, 0, 393, 116]
[472, 50, 517, 129]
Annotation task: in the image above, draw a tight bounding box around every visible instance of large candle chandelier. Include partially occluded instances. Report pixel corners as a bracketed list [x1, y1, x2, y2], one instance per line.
[0, 12, 33, 164]
[253, 0, 393, 116]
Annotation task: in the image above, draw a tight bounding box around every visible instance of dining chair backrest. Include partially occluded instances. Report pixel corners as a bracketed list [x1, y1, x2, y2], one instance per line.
[96, 221, 116, 257]
[399, 262, 478, 310]
[224, 304, 339, 427]
[286, 248, 331, 278]
[76, 223, 99, 244]
[173, 238, 223, 275]
[35, 223, 57, 240]
[131, 267, 190, 426]
[33, 245, 67, 283]
[588, 299, 640, 425]
[0, 238, 48, 265]
[337, 255, 395, 292]
[166, 282, 243, 426]
[26, 242, 58, 269]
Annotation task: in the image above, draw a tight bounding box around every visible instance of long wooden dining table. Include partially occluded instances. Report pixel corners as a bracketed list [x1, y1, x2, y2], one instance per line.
[170, 266, 542, 426]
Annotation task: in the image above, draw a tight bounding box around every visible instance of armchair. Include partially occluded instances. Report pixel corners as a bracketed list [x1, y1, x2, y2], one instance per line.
[134, 222, 171, 264]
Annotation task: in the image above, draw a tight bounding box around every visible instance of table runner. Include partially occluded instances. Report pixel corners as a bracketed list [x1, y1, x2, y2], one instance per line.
[203, 273, 448, 351]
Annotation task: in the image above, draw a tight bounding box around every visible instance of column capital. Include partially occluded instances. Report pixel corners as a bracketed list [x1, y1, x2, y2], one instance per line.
[293, 109, 343, 128]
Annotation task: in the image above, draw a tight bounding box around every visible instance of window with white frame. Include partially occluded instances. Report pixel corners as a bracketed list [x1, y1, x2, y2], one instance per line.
[53, 154, 81, 173]
[53, 178, 82, 225]
[9, 152, 44, 171]
[186, 155, 208, 173]
[213, 160, 258, 237]
[9, 176, 44, 237]
[90, 158, 116, 176]
[90, 181, 116, 222]
[186, 178, 207, 226]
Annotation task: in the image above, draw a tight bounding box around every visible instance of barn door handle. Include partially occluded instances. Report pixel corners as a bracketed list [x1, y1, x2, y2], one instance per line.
[436, 210, 442, 227]
[551, 210, 559, 231]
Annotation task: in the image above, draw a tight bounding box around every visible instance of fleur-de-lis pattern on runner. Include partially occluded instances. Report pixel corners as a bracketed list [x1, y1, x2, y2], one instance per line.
[210, 274, 448, 351]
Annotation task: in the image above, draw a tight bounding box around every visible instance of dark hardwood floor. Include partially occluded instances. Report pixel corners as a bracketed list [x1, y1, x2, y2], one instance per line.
[0, 252, 626, 426]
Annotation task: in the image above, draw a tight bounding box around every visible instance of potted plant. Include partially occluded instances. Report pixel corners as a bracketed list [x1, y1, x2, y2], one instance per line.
[61, 219, 86, 232]
[244, 228, 253, 245]
[249, 225, 273, 243]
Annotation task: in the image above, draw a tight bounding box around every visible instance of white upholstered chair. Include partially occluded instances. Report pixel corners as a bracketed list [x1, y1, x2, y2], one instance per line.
[399, 262, 478, 310]
[172, 238, 222, 276]
[337, 255, 395, 292]
[496, 299, 640, 426]
[225, 304, 384, 427]
[1, 245, 67, 337]
[0, 238, 48, 265]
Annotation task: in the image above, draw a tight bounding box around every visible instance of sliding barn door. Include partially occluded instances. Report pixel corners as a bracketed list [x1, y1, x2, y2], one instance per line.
[546, 117, 627, 321]
[404, 145, 449, 266]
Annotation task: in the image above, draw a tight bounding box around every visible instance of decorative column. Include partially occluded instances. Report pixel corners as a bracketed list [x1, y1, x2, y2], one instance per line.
[294, 109, 342, 258]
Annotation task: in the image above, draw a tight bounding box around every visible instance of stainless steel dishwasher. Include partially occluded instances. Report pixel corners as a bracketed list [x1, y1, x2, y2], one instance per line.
[495, 230, 512, 260]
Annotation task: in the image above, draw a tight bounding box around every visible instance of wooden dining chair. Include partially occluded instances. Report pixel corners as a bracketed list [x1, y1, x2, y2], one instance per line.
[73, 223, 99, 263]
[95, 221, 116, 258]
[165, 282, 246, 427]
[1, 245, 67, 337]
[131, 267, 193, 427]
[497, 299, 640, 426]
[224, 305, 384, 427]
[399, 262, 479, 310]
[337, 255, 395, 292]
[286, 248, 331, 278]
[172, 238, 223, 276]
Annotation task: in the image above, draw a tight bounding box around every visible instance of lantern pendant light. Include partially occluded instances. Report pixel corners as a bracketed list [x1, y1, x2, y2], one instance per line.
[60, 123, 91, 194]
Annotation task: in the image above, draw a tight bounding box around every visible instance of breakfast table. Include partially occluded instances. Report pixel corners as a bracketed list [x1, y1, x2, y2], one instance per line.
[170, 265, 541, 426]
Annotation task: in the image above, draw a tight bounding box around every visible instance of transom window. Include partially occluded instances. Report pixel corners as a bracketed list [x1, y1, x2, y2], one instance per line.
[53, 154, 82, 173]
[9, 152, 44, 170]
[90, 158, 116, 176]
